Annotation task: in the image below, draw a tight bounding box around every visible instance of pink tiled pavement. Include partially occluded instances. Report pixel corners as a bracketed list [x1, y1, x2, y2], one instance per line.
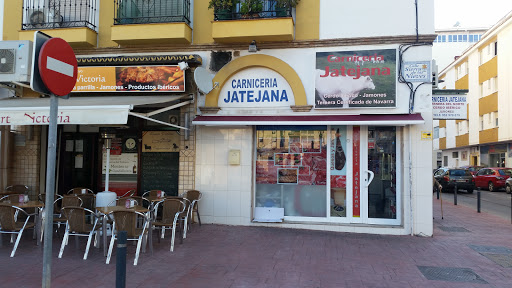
[1, 197, 512, 288]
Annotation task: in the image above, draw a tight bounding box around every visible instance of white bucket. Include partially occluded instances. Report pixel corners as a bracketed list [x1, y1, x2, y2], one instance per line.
[95, 191, 117, 208]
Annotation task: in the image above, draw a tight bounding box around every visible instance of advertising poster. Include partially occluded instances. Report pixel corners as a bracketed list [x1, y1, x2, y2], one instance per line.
[102, 153, 138, 174]
[72, 65, 185, 92]
[330, 126, 347, 217]
[142, 131, 180, 152]
[315, 49, 397, 108]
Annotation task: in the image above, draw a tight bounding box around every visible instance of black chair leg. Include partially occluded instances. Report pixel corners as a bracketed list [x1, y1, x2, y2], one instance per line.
[196, 210, 201, 226]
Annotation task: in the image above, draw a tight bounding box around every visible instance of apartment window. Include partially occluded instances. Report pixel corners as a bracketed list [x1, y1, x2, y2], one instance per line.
[458, 35, 463, 42]
[434, 127, 439, 138]
[495, 114, 499, 127]
[452, 152, 459, 158]
[463, 35, 467, 42]
[494, 41, 498, 56]
[441, 35, 446, 42]
[480, 116, 483, 131]
[448, 35, 453, 42]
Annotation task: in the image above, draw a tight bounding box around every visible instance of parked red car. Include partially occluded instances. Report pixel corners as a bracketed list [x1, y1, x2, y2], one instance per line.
[459, 165, 485, 175]
[474, 167, 512, 192]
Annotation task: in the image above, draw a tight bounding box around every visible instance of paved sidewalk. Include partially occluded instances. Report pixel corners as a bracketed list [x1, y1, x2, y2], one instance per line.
[1, 197, 512, 288]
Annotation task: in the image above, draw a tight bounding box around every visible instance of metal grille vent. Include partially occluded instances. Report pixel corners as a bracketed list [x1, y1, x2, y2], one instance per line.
[0, 49, 16, 74]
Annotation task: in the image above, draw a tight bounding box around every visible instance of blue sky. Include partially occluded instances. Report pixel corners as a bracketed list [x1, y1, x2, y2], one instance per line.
[435, 0, 512, 29]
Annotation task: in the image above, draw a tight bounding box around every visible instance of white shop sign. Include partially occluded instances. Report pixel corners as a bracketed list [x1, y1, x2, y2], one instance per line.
[102, 153, 138, 174]
[432, 95, 467, 120]
[218, 67, 295, 108]
[0, 105, 130, 125]
[402, 61, 430, 82]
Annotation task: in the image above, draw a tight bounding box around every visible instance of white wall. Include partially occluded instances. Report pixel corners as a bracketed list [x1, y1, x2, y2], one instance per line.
[195, 126, 253, 226]
[498, 24, 512, 141]
[319, 0, 434, 39]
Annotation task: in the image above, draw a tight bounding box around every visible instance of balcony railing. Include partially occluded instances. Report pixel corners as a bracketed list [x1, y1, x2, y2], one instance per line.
[214, 0, 293, 21]
[22, 0, 97, 31]
[114, 0, 191, 25]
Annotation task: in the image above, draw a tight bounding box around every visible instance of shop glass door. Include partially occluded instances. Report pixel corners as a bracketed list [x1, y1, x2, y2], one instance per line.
[364, 126, 400, 225]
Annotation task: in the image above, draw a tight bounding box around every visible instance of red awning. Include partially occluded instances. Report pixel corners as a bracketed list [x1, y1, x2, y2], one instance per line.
[193, 114, 424, 126]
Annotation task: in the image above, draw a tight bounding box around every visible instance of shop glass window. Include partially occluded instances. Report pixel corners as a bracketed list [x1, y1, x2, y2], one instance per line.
[255, 126, 327, 217]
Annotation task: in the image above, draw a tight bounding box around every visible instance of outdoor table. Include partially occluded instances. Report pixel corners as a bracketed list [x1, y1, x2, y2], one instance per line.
[13, 201, 45, 245]
[96, 205, 150, 257]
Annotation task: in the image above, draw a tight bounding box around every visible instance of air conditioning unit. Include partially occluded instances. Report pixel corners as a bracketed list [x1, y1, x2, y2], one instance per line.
[0, 40, 33, 83]
[27, 8, 63, 28]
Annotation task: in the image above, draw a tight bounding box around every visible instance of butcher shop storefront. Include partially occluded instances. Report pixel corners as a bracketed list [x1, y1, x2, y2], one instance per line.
[193, 46, 433, 236]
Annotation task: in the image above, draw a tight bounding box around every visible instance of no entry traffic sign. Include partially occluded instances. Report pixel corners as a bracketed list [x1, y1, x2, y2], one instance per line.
[38, 37, 78, 96]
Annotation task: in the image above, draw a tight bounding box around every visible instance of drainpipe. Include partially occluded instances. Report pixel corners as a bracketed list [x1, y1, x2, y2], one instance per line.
[409, 126, 414, 236]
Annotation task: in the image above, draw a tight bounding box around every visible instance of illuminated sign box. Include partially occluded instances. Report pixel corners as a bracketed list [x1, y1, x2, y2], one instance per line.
[72, 65, 185, 93]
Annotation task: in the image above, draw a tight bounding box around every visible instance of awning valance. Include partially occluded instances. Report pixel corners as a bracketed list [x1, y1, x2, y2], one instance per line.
[193, 114, 425, 126]
[0, 96, 184, 126]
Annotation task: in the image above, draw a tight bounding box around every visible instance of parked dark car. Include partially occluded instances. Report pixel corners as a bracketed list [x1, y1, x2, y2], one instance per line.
[433, 167, 475, 193]
[459, 165, 485, 175]
[474, 167, 512, 192]
[505, 177, 512, 194]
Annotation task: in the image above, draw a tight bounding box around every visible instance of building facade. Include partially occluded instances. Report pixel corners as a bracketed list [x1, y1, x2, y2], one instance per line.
[432, 27, 487, 70]
[435, 11, 512, 170]
[0, 0, 435, 236]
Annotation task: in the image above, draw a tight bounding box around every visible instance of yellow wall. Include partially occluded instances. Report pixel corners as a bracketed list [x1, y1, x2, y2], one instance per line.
[193, 0, 215, 44]
[439, 138, 446, 150]
[295, 0, 320, 40]
[439, 120, 446, 128]
[455, 134, 469, 147]
[193, 0, 320, 44]
[479, 56, 497, 83]
[2, 1, 22, 41]
[479, 92, 498, 115]
[98, 0, 116, 47]
[455, 74, 468, 89]
[6, 1, 319, 46]
[479, 128, 498, 143]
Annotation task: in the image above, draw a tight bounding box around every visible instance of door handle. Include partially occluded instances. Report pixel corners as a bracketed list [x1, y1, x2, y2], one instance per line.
[365, 170, 374, 187]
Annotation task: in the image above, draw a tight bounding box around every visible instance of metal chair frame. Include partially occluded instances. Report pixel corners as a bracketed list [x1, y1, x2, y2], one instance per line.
[152, 198, 186, 252]
[0, 203, 36, 257]
[58, 206, 101, 260]
[106, 210, 149, 266]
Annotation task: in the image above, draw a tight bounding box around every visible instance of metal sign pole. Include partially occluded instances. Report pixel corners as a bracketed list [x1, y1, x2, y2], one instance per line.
[42, 93, 58, 288]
